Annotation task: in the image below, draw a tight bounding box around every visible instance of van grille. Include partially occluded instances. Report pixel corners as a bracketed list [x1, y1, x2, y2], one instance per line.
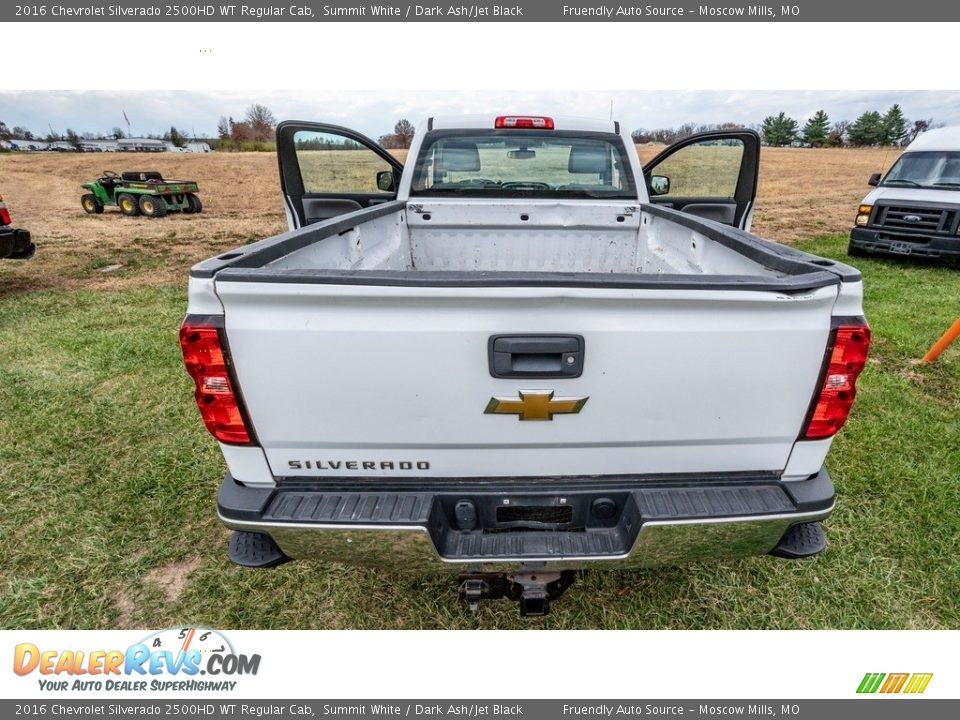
[875, 205, 958, 234]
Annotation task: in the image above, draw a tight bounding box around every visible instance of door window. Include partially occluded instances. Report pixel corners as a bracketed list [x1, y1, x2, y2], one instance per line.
[649, 138, 744, 198]
[294, 130, 396, 194]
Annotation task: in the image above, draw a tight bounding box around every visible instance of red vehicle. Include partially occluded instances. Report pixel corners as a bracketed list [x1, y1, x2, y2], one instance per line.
[0, 193, 34, 260]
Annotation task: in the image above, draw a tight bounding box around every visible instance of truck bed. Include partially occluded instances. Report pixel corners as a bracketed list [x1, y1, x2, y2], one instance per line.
[192, 200, 858, 291]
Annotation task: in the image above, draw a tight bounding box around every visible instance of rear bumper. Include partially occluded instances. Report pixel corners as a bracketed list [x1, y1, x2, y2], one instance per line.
[217, 470, 835, 572]
[0, 227, 34, 260]
[850, 226, 960, 260]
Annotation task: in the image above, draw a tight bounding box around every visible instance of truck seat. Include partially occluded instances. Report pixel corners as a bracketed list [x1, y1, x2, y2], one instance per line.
[121, 171, 164, 182]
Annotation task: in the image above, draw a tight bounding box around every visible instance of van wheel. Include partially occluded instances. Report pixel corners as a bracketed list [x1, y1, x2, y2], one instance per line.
[847, 242, 866, 258]
[81, 193, 104, 214]
[118, 193, 140, 216]
[139, 194, 167, 218]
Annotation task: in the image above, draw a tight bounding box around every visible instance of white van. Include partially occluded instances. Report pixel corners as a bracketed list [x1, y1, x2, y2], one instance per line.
[849, 126, 960, 265]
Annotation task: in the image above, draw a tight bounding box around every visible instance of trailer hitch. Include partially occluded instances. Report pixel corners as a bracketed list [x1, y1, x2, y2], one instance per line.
[458, 568, 577, 617]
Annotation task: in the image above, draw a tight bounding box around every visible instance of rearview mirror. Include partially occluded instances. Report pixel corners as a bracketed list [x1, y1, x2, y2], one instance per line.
[508, 149, 536, 160]
[868, 172, 882, 187]
[377, 170, 397, 192]
[649, 175, 671, 196]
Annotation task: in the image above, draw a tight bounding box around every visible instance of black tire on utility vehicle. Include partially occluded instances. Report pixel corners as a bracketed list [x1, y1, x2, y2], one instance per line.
[139, 194, 167, 218]
[185, 193, 202, 214]
[81, 193, 104, 214]
[118, 193, 140, 216]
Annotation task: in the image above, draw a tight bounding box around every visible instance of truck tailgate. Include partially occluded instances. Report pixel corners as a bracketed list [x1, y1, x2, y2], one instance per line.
[215, 281, 838, 479]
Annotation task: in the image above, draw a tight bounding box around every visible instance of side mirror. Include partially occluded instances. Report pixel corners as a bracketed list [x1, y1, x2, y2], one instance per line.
[868, 172, 882, 187]
[649, 175, 671, 196]
[377, 170, 397, 193]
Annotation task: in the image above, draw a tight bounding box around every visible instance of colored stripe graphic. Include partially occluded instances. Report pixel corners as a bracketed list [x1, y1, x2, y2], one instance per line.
[880, 673, 909, 693]
[857, 673, 885, 693]
[904, 673, 934, 694]
[857, 672, 932, 694]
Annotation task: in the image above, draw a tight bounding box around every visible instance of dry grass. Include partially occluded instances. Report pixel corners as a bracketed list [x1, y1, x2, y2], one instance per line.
[0, 145, 898, 295]
[298, 149, 395, 193]
[639, 144, 898, 241]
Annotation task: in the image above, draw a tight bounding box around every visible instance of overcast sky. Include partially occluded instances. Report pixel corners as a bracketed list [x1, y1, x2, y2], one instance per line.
[2, 90, 959, 139]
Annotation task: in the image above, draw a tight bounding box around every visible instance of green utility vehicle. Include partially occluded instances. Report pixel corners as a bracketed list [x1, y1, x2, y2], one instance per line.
[81, 171, 203, 218]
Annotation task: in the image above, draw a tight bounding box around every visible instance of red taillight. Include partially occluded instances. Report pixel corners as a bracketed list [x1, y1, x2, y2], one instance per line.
[179, 320, 252, 445]
[494, 115, 554, 130]
[0, 199, 11, 225]
[803, 320, 871, 439]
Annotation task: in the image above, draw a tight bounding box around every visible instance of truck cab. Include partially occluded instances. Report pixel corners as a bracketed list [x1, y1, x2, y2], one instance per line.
[849, 126, 960, 265]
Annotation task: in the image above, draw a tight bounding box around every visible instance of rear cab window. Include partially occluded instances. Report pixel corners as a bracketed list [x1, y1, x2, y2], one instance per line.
[410, 129, 636, 199]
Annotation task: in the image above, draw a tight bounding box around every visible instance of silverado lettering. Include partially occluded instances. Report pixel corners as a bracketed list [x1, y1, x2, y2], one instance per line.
[287, 460, 430, 471]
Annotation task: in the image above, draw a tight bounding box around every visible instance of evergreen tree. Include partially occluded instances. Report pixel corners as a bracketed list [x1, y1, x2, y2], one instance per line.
[881, 104, 909, 146]
[761, 112, 799, 147]
[802, 110, 831, 147]
[847, 111, 885, 146]
[168, 126, 186, 147]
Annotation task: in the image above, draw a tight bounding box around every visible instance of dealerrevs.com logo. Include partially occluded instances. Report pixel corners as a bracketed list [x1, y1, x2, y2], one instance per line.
[13, 627, 260, 692]
[857, 673, 933, 694]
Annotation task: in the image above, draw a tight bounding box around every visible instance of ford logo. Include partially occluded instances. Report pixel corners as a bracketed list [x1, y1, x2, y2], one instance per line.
[903, 215, 922, 223]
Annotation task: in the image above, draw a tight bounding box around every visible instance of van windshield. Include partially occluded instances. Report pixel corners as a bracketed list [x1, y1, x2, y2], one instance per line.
[410, 130, 636, 199]
[883, 151, 960, 190]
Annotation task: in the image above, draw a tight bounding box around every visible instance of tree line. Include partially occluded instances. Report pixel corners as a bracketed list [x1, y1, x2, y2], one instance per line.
[215, 104, 278, 151]
[4, 105, 942, 153]
[632, 105, 938, 149]
[0, 120, 198, 148]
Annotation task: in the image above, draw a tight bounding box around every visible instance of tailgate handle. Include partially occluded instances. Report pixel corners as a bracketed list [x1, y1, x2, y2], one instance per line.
[489, 335, 584, 379]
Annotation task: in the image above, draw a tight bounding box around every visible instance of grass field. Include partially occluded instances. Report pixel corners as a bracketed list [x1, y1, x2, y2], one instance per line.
[1, 235, 957, 630]
[1, 146, 958, 629]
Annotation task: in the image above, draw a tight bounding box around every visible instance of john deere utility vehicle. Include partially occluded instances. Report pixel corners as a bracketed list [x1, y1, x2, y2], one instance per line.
[81, 171, 202, 218]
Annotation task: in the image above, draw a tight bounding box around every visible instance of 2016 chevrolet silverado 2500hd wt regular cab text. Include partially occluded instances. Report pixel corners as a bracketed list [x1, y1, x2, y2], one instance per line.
[182, 116, 869, 615]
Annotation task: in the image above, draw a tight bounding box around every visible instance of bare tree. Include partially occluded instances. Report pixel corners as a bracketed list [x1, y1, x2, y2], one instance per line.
[245, 104, 277, 142]
[379, 119, 417, 149]
[231, 119, 251, 143]
[827, 120, 849, 147]
[217, 116, 231, 140]
[392, 119, 415, 148]
[905, 119, 932, 144]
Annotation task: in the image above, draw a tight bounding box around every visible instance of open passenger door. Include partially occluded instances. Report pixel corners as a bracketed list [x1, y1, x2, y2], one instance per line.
[276, 121, 404, 229]
[643, 129, 760, 230]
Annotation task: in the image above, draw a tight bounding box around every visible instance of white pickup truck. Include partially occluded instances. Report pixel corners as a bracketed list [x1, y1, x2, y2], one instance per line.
[182, 115, 869, 615]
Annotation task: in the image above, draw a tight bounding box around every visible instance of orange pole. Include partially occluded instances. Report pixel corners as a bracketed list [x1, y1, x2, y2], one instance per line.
[922, 318, 960, 362]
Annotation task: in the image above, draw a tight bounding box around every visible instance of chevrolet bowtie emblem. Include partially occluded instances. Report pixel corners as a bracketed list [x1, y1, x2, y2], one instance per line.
[484, 390, 589, 421]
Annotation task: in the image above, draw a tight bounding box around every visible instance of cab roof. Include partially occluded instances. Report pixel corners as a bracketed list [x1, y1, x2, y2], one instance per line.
[905, 126, 960, 152]
[426, 115, 620, 134]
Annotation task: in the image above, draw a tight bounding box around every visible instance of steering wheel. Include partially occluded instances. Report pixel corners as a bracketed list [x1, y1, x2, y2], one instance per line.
[501, 181, 551, 190]
[102, 170, 119, 179]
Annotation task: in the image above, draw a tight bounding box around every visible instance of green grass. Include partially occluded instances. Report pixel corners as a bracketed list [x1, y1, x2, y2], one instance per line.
[1, 235, 958, 629]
